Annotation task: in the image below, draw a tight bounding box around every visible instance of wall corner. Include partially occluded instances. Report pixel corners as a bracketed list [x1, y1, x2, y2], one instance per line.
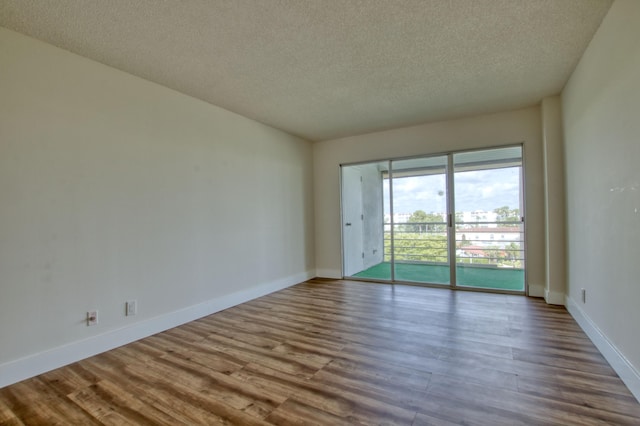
[541, 96, 567, 305]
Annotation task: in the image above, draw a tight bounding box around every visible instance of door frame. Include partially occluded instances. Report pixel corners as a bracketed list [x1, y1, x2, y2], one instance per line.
[340, 143, 527, 296]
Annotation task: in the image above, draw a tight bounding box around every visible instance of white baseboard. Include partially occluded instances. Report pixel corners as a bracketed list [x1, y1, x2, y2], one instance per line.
[0, 270, 314, 388]
[544, 289, 565, 305]
[566, 295, 640, 403]
[314, 268, 342, 279]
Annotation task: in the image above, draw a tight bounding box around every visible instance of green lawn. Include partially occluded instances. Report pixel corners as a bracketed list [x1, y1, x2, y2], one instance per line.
[352, 262, 524, 291]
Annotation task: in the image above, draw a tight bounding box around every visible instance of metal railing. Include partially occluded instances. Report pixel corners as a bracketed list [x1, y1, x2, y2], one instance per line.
[384, 221, 524, 268]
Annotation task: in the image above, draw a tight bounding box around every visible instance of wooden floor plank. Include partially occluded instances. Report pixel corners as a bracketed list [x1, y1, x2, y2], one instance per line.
[232, 362, 418, 424]
[413, 393, 545, 426]
[265, 398, 353, 426]
[0, 398, 24, 426]
[0, 378, 100, 425]
[1, 278, 639, 425]
[426, 373, 640, 425]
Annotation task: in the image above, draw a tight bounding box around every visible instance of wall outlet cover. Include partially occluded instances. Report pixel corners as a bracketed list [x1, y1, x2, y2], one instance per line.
[86, 311, 98, 326]
[126, 300, 137, 316]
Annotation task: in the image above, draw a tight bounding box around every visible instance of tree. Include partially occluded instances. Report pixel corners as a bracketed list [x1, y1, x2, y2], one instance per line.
[493, 206, 520, 226]
[504, 242, 522, 267]
[408, 210, 429, 223]
[406, 210, 445, 233]
[384, 232, 448, 263]
[457, 233, 470, 248]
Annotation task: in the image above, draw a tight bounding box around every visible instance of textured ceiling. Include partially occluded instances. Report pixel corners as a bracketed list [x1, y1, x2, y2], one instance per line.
[0, 0, 612, 141]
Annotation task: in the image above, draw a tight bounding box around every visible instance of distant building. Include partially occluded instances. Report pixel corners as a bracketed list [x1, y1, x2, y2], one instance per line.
[383, 212, 414, 223]
[459, 210, 499, 225]
[457, 227, 522, 247]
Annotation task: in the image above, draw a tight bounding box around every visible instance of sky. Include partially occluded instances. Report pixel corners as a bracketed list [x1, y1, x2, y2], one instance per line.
[384, 167, 521, 214]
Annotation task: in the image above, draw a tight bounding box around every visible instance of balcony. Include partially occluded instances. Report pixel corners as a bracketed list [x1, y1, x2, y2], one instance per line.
[352, 221, 525, 292]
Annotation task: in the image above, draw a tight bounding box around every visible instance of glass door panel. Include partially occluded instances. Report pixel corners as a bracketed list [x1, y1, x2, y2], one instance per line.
[342, 162, 391, 280]
[389, 156, 450, 285]
[453, 146, 525, 291]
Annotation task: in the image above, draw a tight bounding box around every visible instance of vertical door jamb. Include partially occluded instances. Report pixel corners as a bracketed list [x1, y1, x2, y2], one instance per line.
[388, 161, 396, 282]
[446, 154, 457, 288]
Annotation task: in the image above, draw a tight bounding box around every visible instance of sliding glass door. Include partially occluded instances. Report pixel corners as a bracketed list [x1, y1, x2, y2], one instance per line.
[388, 156, 450, 285]
[341, 145, 525, 293]
[453, 147, 525, 291]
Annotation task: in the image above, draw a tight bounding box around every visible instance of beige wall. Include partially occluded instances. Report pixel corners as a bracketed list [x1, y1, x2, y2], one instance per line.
[313, 107, 546, 296]
[541, 96, 566, 305]
[562, 0, 640, 389]
[0, 28, 314, 372]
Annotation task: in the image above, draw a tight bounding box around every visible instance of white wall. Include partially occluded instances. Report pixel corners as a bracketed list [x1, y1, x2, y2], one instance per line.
[313, 107, 546, 297]
[541, 96, 566, 305]
[0, 27, 314, 386]
[562, 0, 640, 400]
[359, 163, 385, 269]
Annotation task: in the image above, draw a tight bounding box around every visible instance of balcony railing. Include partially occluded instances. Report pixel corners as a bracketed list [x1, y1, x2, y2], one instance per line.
[384, 221, 524, 269]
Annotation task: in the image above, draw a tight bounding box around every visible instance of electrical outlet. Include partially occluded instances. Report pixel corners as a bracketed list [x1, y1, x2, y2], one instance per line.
[86, 311, 98, 326]
[126, 300, 137, 316]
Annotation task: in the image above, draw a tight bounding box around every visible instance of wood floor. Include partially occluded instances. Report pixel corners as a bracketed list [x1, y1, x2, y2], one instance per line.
[1, 279, 639, 425]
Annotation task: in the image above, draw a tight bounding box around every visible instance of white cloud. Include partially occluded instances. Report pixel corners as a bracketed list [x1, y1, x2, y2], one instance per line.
[384, 167, 521, 214]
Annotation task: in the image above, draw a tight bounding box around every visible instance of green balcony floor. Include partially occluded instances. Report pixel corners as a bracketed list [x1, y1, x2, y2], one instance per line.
[352, 262, 524, 291]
